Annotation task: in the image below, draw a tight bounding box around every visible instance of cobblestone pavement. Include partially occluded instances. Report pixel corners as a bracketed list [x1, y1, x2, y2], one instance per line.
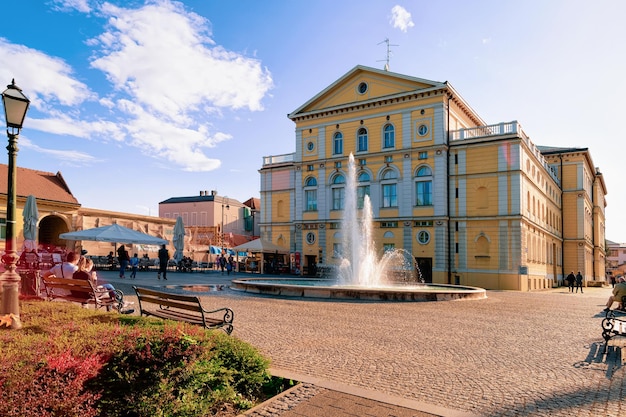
[106, 270, 625, 416]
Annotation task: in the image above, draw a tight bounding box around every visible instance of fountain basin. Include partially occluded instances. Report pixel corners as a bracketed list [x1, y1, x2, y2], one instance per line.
[231, 278, 486, 302]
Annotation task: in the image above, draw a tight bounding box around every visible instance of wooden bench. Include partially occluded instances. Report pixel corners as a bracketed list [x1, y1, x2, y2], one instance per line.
[133, 286, 234, 335]
[42, 276, 125, 312]
[601, 310, 626, 353]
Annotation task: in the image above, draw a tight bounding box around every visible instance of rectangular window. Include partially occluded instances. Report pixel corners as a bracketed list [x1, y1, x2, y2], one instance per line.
[416, 181, 432, 206]
[357, 185, 370, 209]
[414, 221, 433, 227]
[454, 154, 458, 164]
[418, 151, 428, 160]
[381, 221, 398, 228]
[455, 188, 459, 198]
[0, 218, 5, 239]
[382, 184, 397, 207]
[332, 188, 345, 210]
[333, 243, 342, 258]
[383, 243, 396, 252]
[307, 165, 314, 171]
[305, 189, 317, 211]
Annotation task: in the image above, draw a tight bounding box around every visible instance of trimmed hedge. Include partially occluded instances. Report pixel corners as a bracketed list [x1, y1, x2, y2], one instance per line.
[0, 300, 271, 417]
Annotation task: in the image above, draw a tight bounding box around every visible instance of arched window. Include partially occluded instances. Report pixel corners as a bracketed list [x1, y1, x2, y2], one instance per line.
[415, 166, 432, 206]
[383, 124, 395, 149]
[304, 177, 317, 211]
[357, 128, 368, 152]
[357, 171, 371, 209]
[333, 132, 343, 155]
[381, 168, 398, 208]
[331, 174, 345, 210]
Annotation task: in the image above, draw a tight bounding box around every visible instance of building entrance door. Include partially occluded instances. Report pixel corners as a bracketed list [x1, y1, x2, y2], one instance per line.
[415, 257, 432, 283]
[305, 255, 317, 276]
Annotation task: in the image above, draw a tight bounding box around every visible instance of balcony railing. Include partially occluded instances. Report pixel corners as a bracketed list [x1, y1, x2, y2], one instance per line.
[263, 153, 294, 166]
[450, 121, 529, 142]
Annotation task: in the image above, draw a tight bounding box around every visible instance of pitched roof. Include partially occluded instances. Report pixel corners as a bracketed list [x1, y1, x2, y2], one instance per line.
[243, 197, 260, 210]
[0, 165, 79, 205]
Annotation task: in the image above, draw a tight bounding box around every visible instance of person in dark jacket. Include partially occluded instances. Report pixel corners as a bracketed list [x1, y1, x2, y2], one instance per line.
[158, 244, 169, 280]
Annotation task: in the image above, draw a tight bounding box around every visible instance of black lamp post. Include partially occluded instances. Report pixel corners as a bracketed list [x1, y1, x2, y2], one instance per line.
[0, 79, 30, 330]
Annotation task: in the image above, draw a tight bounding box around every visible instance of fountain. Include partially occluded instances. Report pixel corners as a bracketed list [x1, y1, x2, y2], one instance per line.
[231, 154, 486, 301]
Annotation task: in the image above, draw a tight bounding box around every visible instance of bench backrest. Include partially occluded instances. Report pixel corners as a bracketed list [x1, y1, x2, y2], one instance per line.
[42, 276, 95, 297]
[134, 287, 203, 313]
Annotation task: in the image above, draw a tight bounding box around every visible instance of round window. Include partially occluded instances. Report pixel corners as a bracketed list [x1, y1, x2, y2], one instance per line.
[306, 232, 316, 245]
[306, 141, 315, 151]
[418, 124, 429, 136]
[417, 230, 430, 244]
[357, 82, 368, 94]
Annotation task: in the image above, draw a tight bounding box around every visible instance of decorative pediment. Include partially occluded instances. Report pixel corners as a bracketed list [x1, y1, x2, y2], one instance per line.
[288, 65, 445, 119]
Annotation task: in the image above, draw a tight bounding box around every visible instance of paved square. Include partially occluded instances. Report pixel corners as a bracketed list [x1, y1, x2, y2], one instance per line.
[107, 271, 625, 416]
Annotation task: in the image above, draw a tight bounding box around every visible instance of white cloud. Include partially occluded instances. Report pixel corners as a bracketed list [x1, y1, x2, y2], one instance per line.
[4, 0, 274, 173]
[19, 136, 99, 166]
[390, 5, 415, 33]
[0, 38, 93, 110]
[51, 0, 92, 13]
[90, 1, 273, 117]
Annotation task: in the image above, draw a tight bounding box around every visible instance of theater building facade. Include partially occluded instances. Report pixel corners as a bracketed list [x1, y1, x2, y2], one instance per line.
[259, 65, 607, 290]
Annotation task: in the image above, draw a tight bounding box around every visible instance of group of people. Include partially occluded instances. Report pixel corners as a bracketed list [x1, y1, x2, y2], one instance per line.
[565, 271, 584, 293]
[217, 254, 235, 275]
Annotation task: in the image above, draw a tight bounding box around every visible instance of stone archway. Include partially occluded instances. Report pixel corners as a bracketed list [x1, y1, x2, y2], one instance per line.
[38, 215, 70, 250]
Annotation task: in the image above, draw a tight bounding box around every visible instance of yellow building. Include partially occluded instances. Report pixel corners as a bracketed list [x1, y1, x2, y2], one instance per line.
[259, 65, 607, 290]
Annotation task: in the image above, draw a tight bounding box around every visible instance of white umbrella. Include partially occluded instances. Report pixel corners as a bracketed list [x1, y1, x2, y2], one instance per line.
[173, 216, 185, 263]
[59, 224, 168, 245]
[22, 195, 38, 251]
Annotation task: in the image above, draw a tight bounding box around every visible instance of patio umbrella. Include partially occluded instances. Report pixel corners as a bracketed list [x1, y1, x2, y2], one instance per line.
[173, 216, 185, 263]
[59, 224, 168, 245]
[22, 194, 38, 251]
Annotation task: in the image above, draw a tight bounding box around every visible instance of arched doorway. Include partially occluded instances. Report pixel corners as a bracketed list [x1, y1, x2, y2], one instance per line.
[38, 215, 70, 250]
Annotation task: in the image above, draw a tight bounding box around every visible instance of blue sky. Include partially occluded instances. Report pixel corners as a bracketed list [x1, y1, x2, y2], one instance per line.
[2, 0, 626, 240]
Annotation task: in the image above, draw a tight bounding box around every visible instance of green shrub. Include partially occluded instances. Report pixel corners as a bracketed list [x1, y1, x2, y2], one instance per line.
[0, 300, 273, 417]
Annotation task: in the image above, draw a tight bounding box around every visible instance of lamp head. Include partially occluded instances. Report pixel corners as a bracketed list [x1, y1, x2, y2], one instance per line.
[2, 79, 30, 131]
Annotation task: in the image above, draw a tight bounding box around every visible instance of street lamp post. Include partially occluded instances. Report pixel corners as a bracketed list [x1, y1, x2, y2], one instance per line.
[0, 80, 30, 330]
[221, 197, 229, 249]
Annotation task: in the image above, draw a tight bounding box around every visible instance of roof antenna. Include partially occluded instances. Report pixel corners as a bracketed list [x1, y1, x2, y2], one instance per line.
[377, 38, 398, 71]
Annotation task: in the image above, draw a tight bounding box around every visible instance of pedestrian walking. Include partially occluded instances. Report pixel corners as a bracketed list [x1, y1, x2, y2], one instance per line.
[129, 253, 139, 279]
[158, 244, 169, 280]
[117, 245, 130, 279]
[219, 254, 227, 275]
[566, 271, 575, 292]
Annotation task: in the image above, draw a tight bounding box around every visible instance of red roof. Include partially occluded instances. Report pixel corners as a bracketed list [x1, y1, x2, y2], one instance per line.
[243, 197, 260, 210]
[0, 164, 79, 205]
